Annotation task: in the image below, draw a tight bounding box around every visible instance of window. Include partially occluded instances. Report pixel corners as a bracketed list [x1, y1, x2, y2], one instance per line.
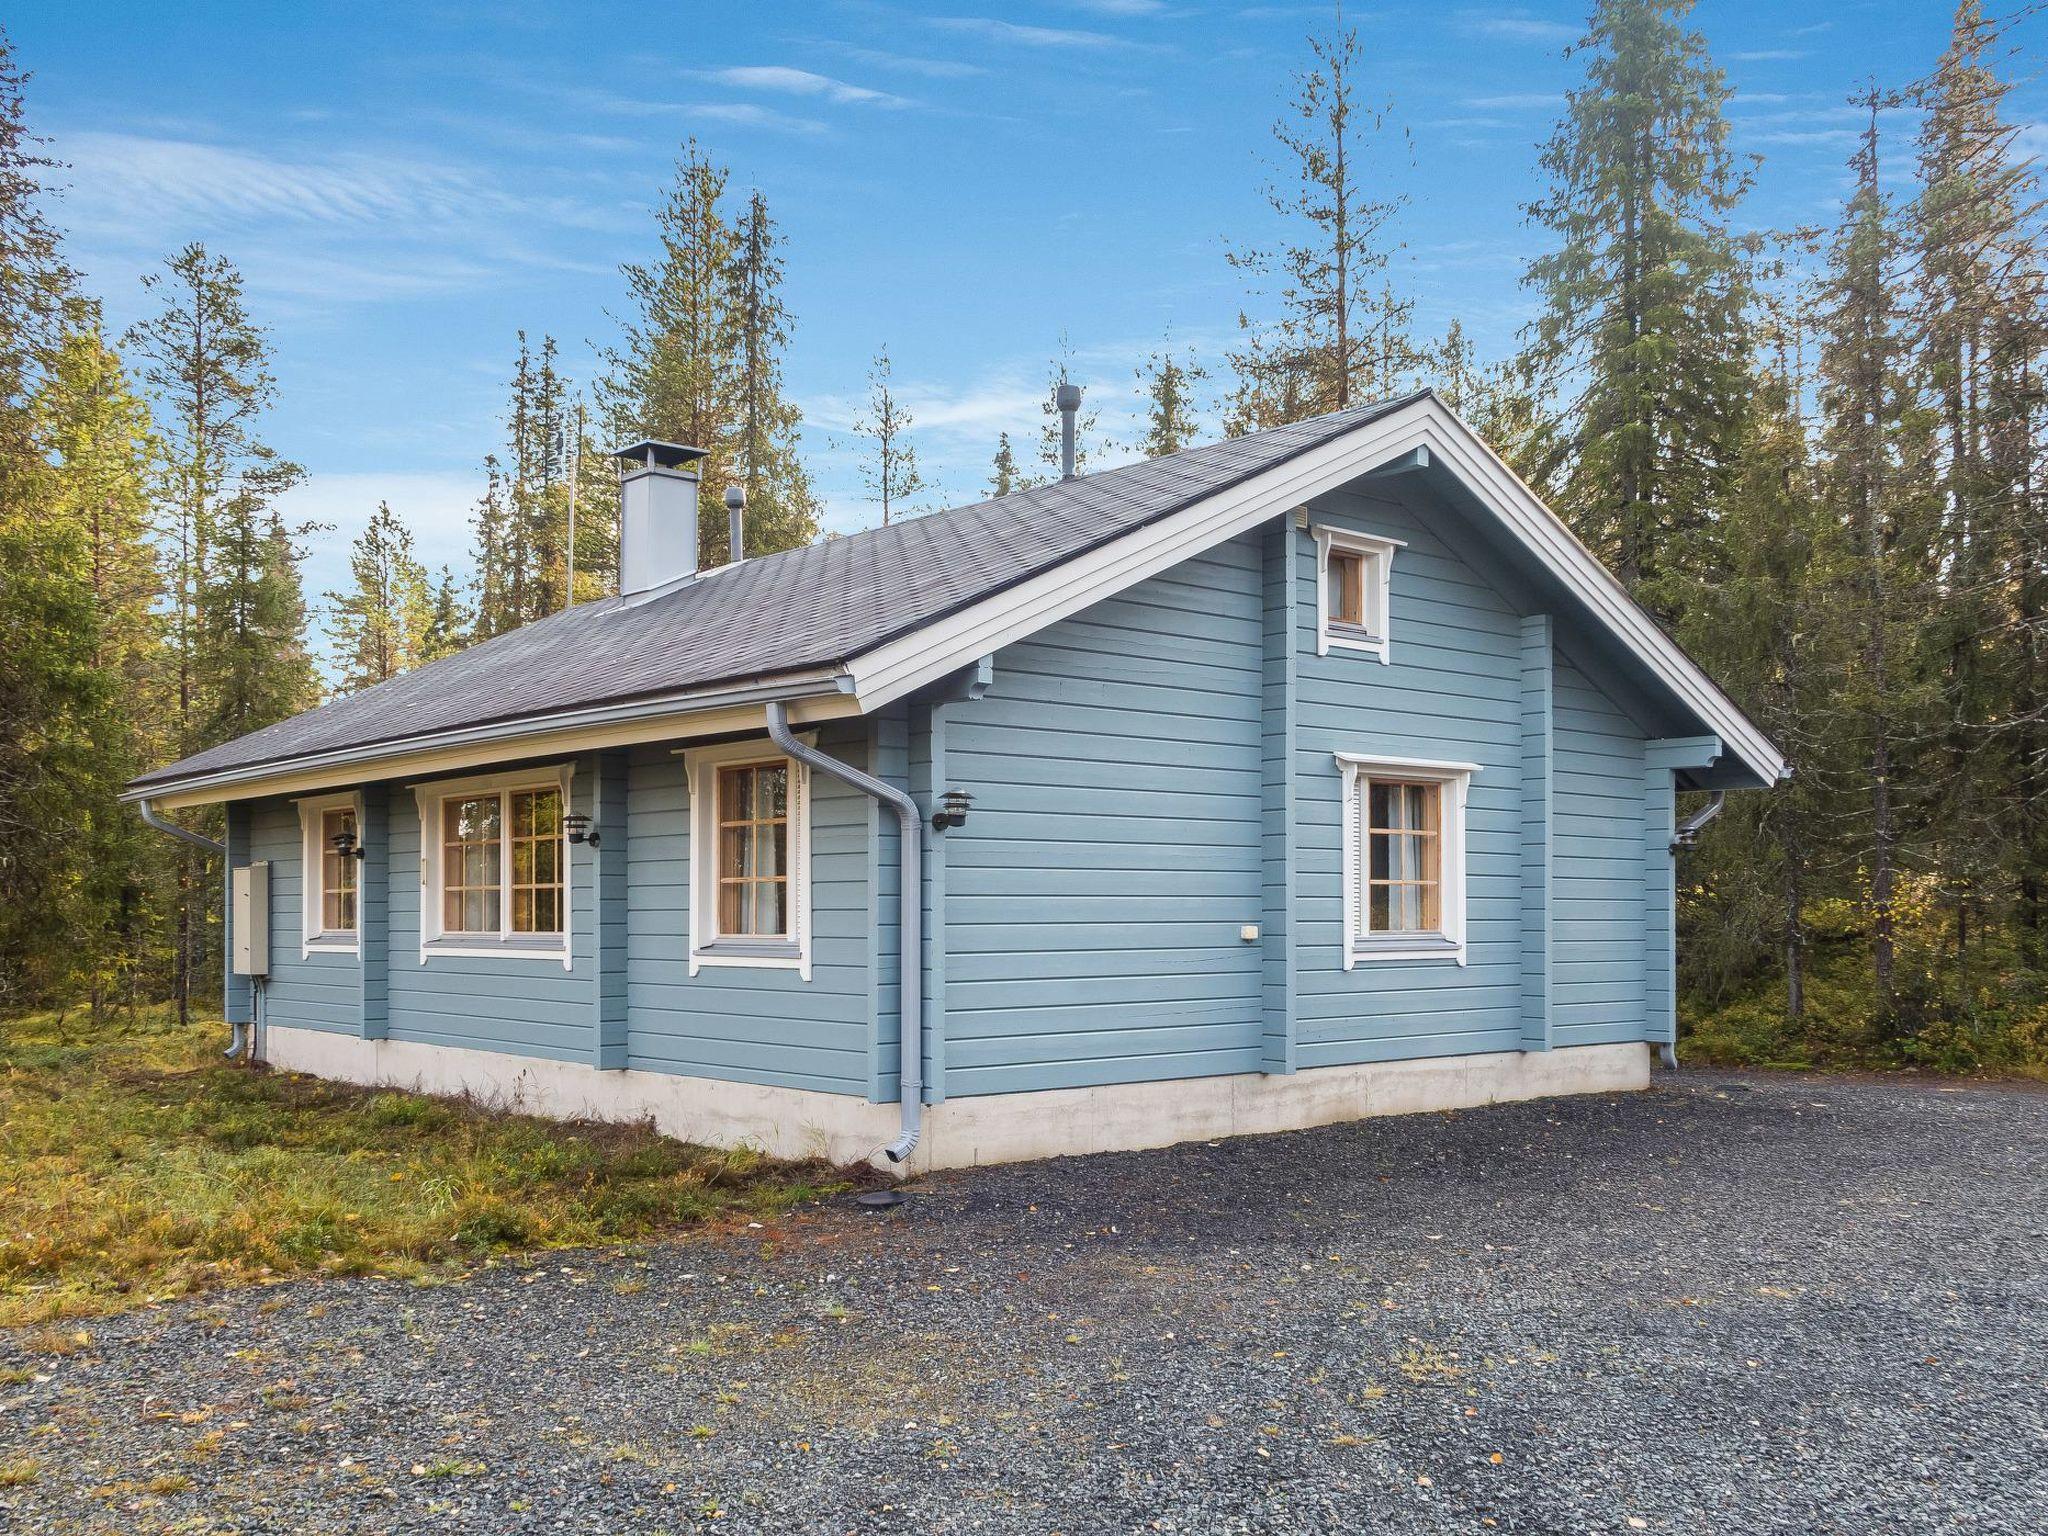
[1337, 753, 1477, 967]
[296, 791, 362, 955]
[321, 806, 359, 933]
[416, 767, 573, 964]
[1314, 525, 1403, 661]
[716, 762, 790, 937]
[683, 737, 812, 978]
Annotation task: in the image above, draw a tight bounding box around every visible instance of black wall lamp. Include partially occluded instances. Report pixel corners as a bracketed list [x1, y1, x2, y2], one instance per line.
[330, 828, 366, 860]
[563, 812, 600, 847]
[931, 788, 973, 832]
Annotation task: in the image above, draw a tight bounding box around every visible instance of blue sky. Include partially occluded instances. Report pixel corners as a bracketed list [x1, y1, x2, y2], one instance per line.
[13, 1, 2041, 616]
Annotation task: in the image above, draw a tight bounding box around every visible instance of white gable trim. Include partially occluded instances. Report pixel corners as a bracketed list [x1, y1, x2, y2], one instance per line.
[844, 395, 1784, 785]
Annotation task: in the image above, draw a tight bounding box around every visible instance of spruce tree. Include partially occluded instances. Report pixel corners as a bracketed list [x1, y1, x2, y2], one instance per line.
[328, 501, 433, 693]
[0, 30, 81, 1009]
[1136, 345, 1206, 457]
[854, 346, 926, 525]
[419, 567, 470, 664]
[729, 188, 820, 556]
[1227, 4, 1416, 430]
[1912, 0, 2048, 957]
[988, 432, 1022, 498]
[603, 143, 819, 563]
[125, 243, 310, 1019]
[30, 304, 164, 1018]
[1515, 0, 1754, 617]
[1815, 91, 1942, 1030]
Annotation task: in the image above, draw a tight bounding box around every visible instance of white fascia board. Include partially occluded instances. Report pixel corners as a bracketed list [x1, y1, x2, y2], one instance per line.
[124, 669, 857, 811]
[845, 396, 1785, 785]
[847, 412, 1438, 705]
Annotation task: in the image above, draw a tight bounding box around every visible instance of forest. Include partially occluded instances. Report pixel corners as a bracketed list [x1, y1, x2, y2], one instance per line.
[0, 0, 2042, 1076]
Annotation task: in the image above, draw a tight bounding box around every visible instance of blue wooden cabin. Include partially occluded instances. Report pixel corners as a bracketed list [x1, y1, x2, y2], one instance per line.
[128, 393, 1782, 1170]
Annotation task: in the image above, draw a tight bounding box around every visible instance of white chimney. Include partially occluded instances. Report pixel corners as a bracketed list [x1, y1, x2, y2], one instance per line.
[611, 440, 709, 597]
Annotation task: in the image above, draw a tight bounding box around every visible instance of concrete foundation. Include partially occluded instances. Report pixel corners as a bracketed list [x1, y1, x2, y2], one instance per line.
[261, 1026, 1651, 1174]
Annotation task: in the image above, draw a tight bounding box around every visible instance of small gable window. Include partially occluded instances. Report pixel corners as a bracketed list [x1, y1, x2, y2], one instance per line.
[682, 737, 812, 979]
[1314, 525, 1403, 662]
[1337, 753, 1477, 968]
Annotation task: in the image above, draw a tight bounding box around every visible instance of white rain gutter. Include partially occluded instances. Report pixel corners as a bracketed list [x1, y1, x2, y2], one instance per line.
[764, 699, 924, 1164]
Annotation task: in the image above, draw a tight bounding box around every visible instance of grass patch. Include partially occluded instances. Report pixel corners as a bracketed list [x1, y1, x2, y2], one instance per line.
[0, 1006, 856, 1326]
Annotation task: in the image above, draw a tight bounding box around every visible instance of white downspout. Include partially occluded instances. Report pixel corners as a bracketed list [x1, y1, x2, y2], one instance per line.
[136, 799, 246, 1059]
[763, 701, 925, 1163]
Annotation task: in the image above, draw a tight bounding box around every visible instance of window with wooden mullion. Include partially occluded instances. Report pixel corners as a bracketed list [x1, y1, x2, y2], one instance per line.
[320, 806, 358, 933]
[508, 787, 562, 935]
[716, 762, 790, 939]
[1365, 779, 1442, 934]
[1328, 547, 1367, 628]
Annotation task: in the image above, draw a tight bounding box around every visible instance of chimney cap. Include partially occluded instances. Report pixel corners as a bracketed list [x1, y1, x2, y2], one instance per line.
[1054, 382, 1083, 410]
[723, 484, 746, 511]
[609, 439, 708, 473]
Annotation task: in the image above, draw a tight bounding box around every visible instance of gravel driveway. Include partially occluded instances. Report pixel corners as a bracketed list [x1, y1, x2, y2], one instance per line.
[4, 1069, 2043, 1534]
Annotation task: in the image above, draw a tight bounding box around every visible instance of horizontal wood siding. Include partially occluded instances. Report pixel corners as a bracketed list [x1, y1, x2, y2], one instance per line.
[623, 723, 874, 1096]
[249, 799, 358, 1034]
[1294, 488, 1528, 1065]
[942, 536, 1268, 1096]
[1552, 654, 1650, 1046]
[384, 772, 596, 1062]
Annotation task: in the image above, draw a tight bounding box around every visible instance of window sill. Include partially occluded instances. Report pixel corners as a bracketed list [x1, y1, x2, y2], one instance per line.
[303, 934, 359, 958]
[422, 936, 569, 965]
[690, 940, 810, 980]
[1323, 624, 1390, 662]
[1346, 934, 1466, 968]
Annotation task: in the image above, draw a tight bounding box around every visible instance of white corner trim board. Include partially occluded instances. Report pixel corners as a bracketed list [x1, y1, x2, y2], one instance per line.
[261, 1024, 1650, 1176]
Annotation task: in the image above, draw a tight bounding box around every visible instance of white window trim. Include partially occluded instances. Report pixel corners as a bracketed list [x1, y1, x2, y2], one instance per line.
[1313, 525, 1404, 663]
[1336, 752, 1479, 969]
[294, 790, 362, 959]
[679, 736, 813, 981]
[412, 762, 574, 969]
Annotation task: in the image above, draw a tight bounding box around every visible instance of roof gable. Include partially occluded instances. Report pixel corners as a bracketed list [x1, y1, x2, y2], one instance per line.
[127, 390, 1782, 801]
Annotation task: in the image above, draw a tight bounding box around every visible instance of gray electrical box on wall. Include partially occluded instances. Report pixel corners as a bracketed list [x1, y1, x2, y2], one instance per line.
[232, 861, 269, 977]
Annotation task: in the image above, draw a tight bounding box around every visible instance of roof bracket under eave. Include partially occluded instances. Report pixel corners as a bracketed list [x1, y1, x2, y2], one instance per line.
[1365, 446, 1431, 478]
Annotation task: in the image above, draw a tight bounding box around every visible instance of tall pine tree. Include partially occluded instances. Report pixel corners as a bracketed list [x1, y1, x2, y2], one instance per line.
[1227, 4, 1417, 430]
[125, 243, 312, 1020]
[1516, 0, 1754, 618]
[328, 501, 433, 693]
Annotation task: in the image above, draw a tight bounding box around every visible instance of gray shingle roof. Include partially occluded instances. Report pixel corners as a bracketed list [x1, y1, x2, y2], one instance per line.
[131, 393, 1424, 792]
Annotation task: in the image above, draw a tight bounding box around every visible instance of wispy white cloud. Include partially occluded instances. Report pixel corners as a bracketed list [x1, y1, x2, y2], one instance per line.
[1454, 9, 1576, 44]
[1061, 0, 1170, 14]
[48, 129, 619, 310]
[1459, 92, 1560, 110]
[696, 65, 911, 108]
[1732, 49, 1809, 62]
[930, 16, 1143, 49]
[826, 44, 988, 79]
[521, 83, 832, 135]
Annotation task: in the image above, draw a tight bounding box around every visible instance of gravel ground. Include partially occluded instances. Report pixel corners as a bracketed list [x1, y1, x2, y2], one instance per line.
[3, 1069, 2044, 1535]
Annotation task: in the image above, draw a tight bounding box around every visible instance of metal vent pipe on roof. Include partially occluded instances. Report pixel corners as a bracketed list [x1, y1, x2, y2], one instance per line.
[1056, 383, 1082, 480]
[724, 484, 746, 566]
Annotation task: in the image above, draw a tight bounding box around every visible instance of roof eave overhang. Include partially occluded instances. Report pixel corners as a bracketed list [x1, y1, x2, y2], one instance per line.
[842, 394, 1787, 787]
[124, 666, 859, 812]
